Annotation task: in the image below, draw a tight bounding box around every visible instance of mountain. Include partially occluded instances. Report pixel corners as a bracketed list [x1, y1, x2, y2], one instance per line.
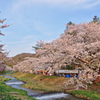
[5, 53, 35, 67]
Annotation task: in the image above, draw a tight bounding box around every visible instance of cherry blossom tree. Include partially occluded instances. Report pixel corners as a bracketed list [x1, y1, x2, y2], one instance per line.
[0, 12, 10, 72]
[15, 22, 99, 71]
[34, 22, 100, 70]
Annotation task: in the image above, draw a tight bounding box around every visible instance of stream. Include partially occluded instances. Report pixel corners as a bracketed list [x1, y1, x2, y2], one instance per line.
[3, 75, 86, 100]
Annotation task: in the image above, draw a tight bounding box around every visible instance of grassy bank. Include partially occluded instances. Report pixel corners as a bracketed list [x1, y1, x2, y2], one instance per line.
[66, 90, 100, 100]
[65, 82, 100, 100]
[10, 72, 68, 91]
[0, 75, 37, 100]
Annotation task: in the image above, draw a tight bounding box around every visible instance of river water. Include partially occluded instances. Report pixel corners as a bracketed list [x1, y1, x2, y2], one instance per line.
[4, 75, 86, 100]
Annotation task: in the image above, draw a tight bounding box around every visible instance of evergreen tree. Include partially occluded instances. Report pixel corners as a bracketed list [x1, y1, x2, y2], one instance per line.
[93, 16, 100, 22]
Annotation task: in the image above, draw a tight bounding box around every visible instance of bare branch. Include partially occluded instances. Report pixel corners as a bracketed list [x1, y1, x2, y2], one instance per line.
[0, 30, 4, 36]
[0, 19, 6, 23]
[0, 24, 10, 28]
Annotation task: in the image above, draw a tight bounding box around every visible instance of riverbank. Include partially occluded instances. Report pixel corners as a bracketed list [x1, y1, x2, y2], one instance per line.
[66, 90, 100, 100]
[0, 75, 37, 100]
[10, 72, 69, 91]
[9, 72, 100, 100]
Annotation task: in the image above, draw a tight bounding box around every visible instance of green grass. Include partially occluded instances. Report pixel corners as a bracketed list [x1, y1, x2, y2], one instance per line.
[67, 90, 100, 100]
[0, 76, 37, 100]
[0, 71, 11, 75]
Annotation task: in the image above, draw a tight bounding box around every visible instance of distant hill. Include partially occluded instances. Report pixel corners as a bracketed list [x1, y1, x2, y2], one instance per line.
[5, 53, 35, 67]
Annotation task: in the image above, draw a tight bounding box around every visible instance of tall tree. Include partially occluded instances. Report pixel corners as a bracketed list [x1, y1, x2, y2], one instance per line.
[93, 16, 100, 22]
[0, 12, 10, 72]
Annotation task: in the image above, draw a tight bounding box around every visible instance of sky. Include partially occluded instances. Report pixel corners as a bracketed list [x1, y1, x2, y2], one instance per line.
[0, 0, 100, 57]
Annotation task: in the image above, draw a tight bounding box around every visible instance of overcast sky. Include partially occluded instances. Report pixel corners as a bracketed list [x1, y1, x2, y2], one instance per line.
[0, 0, 100, 57]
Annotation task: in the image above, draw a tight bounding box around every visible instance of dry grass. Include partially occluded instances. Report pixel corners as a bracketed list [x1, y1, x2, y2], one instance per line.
[11, 72, 69, 91]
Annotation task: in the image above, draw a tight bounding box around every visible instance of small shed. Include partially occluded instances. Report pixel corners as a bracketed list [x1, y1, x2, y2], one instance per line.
[56, 70, 78, 74]
[55, 70, 79, 77]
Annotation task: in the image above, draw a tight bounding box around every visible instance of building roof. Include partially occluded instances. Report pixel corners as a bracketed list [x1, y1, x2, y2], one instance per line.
[56, 70, 78, 74]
